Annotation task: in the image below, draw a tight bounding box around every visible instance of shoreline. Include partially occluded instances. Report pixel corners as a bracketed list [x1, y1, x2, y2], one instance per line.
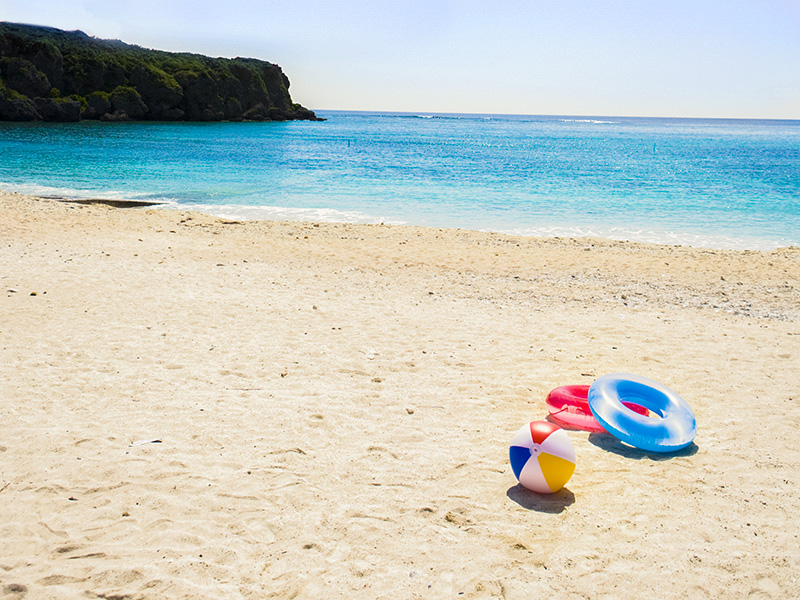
[1, 191, 799, 599]
[169, 200, 800, 253]
[4, 185, 799, 252]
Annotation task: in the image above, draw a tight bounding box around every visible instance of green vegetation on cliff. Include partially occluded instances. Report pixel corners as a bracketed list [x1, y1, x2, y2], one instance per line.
[0, 22, 320, 122]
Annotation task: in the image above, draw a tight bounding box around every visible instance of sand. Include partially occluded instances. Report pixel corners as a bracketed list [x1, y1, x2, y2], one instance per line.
[1, 191, 799, 599]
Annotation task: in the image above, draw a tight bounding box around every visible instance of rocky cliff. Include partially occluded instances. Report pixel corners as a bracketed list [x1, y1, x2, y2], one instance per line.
[0, 22, 321, 122]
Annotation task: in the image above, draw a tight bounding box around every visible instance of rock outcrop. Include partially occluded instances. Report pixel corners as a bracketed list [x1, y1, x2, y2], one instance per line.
[0, 22, 321, 122]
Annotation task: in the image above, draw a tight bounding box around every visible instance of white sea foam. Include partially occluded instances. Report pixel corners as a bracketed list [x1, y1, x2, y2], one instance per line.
[559, 119, 619, 125]
[168, 201, 794, 251]
[0, 181, 131, 200]
[171, 203, 407, 226]
[491, 224, 792, 251]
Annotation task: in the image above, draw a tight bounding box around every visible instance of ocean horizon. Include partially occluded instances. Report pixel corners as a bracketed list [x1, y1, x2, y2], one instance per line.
[2, 110, 798, 250]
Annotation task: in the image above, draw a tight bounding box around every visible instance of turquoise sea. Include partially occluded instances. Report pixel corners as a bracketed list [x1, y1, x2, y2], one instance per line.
[1, 111, 798, 250]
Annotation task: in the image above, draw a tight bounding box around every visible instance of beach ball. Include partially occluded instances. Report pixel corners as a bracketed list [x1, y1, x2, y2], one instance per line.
[509, 421, 576, 494]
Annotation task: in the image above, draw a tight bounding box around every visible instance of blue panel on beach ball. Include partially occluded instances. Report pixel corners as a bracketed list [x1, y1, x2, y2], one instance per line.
[509, 445, 531, 480]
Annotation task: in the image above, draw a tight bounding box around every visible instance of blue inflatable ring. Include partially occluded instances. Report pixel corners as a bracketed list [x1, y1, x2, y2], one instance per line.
[588, 373, 696, 453]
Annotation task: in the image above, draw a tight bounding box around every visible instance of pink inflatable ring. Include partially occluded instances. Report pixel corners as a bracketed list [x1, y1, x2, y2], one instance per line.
[546, 384, 649, 433]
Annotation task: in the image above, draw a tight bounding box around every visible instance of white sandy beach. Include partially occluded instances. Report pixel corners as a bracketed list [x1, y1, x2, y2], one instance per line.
[1, 191, 799, 599]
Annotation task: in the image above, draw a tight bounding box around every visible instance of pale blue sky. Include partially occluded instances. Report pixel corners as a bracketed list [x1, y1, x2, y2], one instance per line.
[2, 0, 798, 118]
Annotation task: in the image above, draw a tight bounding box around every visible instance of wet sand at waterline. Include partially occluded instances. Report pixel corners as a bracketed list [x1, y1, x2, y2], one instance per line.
[1, 191, 799, 599]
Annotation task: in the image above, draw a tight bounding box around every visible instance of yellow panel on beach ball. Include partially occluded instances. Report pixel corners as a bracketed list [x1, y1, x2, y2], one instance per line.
[509, 421, 576, 494]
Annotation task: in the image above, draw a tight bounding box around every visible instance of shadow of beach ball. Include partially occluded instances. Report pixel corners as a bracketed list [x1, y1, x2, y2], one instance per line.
[509, 421, 576, 494]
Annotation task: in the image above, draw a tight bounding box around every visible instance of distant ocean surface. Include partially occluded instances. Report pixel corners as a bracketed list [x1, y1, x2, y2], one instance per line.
[1, 110, 798, 250]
